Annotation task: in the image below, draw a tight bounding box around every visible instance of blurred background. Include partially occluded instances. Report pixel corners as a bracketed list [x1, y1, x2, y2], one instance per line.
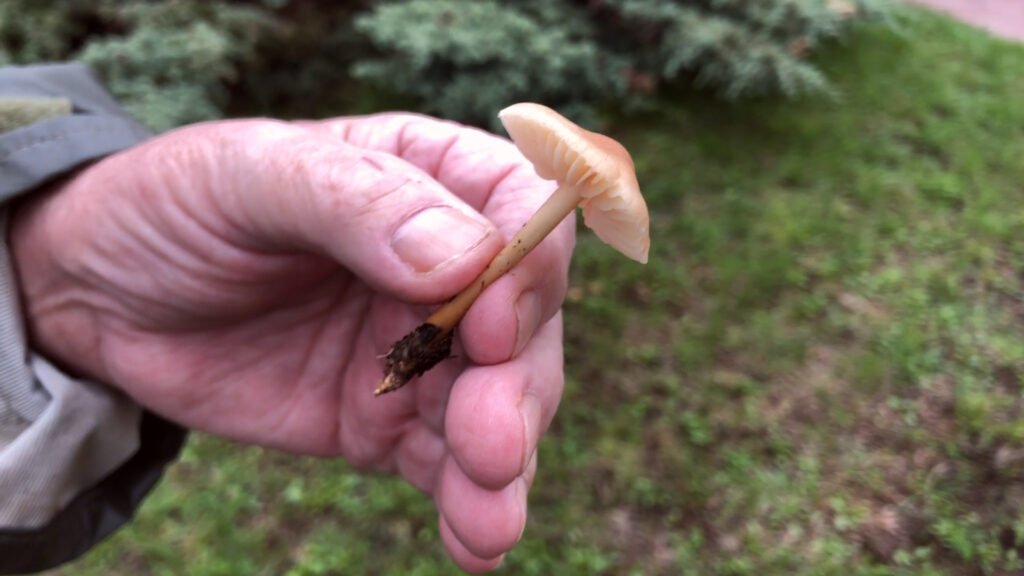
[4, 0, 1023, 574]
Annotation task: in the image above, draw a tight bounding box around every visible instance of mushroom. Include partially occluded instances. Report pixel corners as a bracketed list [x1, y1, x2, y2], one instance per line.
[375, 102, 650, 396]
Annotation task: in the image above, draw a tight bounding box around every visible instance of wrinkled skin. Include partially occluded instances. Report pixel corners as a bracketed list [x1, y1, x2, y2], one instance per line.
[10, 114, 574, 573]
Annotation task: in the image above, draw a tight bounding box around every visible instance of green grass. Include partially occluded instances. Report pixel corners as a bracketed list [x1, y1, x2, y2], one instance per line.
[53, 8, 1024, 575]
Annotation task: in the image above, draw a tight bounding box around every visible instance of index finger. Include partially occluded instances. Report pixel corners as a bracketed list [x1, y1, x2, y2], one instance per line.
[307, 113, 539, 213]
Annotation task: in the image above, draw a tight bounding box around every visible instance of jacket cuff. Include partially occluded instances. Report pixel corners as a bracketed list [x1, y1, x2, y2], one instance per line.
[0, 410, 185, 575]
[0, 62, 152, 199]
[0, 62, 187, 574]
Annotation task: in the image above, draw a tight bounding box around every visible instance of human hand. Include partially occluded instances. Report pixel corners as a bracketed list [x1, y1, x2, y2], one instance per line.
[10, 113, 574, 572]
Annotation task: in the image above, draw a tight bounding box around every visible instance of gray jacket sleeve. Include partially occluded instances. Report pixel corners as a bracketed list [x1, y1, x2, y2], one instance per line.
[0, 62, 187, 574]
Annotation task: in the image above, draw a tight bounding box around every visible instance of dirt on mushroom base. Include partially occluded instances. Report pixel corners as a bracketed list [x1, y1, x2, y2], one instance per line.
[375, 323, 453, 395]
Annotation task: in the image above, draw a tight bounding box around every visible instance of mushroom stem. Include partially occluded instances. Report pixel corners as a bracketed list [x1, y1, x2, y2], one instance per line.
[427, 183, 578, 331]
[374, 183, 578, 396]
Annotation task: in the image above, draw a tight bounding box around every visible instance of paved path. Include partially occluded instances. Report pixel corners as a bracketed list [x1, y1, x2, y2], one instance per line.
[905, 0, 1024, 41]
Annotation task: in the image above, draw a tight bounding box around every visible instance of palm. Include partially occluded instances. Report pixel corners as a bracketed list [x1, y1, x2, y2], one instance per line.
[99, 254, 464, 464]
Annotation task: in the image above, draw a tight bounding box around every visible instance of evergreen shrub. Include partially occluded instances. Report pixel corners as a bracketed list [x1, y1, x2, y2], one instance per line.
[0, 0, 888, 131]
[354, 0, 889, 127]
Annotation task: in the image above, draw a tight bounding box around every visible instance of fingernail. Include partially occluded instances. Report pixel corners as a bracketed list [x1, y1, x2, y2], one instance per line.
[516, 476, 529, 542]
[392, 207, 491, 273]
[514, 291, 542, 357]
[518, 393, 542, 473]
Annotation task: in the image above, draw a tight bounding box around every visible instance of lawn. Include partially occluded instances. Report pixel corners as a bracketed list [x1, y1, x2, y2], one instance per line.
[52, 7, 1024, 576]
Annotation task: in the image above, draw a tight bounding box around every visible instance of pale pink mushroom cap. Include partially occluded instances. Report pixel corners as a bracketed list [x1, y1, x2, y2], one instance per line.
[498, 102, 650, 264]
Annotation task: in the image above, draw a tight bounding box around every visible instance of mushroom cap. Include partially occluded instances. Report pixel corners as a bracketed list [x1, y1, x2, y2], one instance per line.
[498, 102, 650, 264]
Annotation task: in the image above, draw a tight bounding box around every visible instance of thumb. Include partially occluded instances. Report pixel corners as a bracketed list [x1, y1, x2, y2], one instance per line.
[214, 120, 503, 304]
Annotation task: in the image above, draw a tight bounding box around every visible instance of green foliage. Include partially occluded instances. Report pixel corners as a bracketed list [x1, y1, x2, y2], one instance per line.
[75, 2, 280, 132]
[353, 0, 890, 126]
[0, 1, 283, 132]
[0, 0, 368, 132]
[0, 1, 79, 65]
[351, 0, 626, 128]
[608, 0, 872, 97]
[1, 0, 890, 131]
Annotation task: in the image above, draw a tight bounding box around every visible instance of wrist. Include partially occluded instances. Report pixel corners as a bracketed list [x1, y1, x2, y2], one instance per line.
[8, 177, 107, 382]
